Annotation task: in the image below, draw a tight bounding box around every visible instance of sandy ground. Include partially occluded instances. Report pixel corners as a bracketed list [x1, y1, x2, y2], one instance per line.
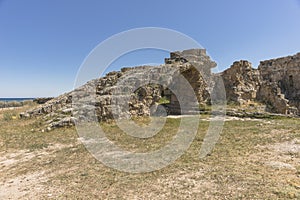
[0, 143, 78, 199]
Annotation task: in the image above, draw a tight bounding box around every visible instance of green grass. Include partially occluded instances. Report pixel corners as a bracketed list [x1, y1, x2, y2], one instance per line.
[0, 107, 300, 199]
[157, 96, 170, 104]
[2, 111, 18, 121]
[27, 143, 49, 151]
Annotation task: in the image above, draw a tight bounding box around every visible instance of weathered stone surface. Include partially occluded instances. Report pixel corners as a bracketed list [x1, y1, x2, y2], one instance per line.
[221, 53, 300, 115]
[222, 60, 260, 105]
[258, 53, 300, 115]
[256, 82, 290, 114]
[33, 97, 54, 104]
[49, 117, 76, 128]
[21, 49, 300, 130]
[21, 49, 215, 129]
[164, 49, 217, 114]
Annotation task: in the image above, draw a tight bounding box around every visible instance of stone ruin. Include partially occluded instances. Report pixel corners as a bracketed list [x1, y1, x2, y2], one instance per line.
[20, 49, 300, 129]
[257, 53, 300, 114]
[222, 52, 300, 115]
[221, 60, 260, 104]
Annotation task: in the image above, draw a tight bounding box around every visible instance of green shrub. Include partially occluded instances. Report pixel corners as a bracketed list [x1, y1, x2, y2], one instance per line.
[2, 110, 19, 121]
[10, 101, 22, 107]
[0, 100, 34, 109]
[23, 100, 35, 106]
[0, 101, 23, 108]
[199, 103, 212, 112]
[3, 112, 16, 121]
[158, 96, 170, 104]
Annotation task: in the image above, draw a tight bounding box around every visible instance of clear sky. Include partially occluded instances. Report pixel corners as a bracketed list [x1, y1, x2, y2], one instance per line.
[1, 0, 300, 97]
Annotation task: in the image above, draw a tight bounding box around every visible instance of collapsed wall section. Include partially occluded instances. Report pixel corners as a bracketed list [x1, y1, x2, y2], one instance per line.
[258, 53, 300, 115]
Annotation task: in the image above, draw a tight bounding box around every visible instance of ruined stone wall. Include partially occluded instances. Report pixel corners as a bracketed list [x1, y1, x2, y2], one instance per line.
[21, 49, 300, 130]
[257, 53, 300, 114]
[165, 49, 215, 78]
[21, 49, 215, 128]
[164, 49, 216, 114]
[221, 60, 260, 105]
[220, 53, 300, 115]
[259, 53, 300, 90]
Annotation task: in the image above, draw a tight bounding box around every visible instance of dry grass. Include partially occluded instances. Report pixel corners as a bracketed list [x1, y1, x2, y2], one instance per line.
[0, 107, 299, 199]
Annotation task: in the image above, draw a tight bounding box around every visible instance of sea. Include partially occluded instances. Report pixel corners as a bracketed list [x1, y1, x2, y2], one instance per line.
[0, 98, 35, 102]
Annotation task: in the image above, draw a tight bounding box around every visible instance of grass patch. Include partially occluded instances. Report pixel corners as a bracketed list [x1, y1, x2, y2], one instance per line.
[158, 96, 170, 104]
[102, 117, 181, 153]
[27, 143, 49, 151]
[2, 111, 18, 121]
[0, 107, 300, 199]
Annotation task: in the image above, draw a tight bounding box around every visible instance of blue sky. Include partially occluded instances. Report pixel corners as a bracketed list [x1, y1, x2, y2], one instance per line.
[0, 0, 300, 97]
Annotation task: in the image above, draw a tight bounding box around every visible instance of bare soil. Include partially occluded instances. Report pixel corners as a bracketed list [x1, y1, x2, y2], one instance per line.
[0, 108, 299, 199]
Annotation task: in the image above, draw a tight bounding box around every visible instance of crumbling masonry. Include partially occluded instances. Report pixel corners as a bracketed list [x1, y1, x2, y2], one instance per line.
[21, 49, 300, 128]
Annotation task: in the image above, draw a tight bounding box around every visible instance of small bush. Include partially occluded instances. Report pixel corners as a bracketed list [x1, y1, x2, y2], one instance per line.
[3, 112, 13, 121]
[2, 111, 19, 121]
[23, 100, 35, 107]
[158, 96, 170, 104]
[0, 102, 5, 108]
[0, 101, 23, 108]
[199, 103, 212, 112]
[0, 100, 35, 109]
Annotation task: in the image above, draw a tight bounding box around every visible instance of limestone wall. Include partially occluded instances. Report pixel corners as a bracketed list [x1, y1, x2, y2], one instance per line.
[21, 49, 215, 128]
[164, 49, 216, 114]
[20, 49, 300, 130]
[258, 53, 300, 114]
[221, 60, 260, 104]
